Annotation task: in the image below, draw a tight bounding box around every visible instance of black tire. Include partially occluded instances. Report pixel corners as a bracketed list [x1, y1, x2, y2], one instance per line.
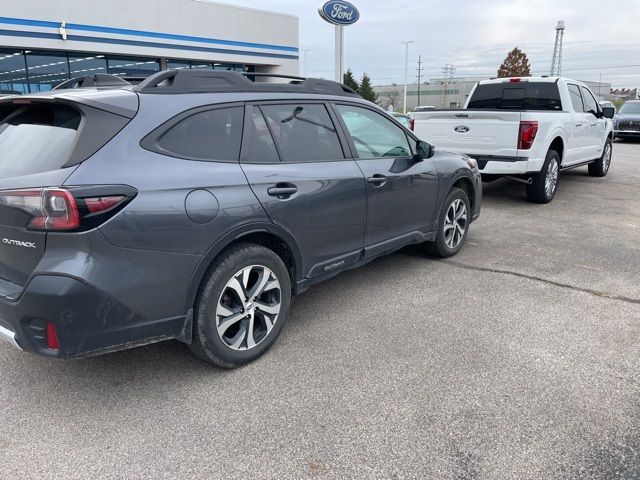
[425, 187, 471, 258]
[588, 138, 612, 177]
[190, 243, 291, 368]
[526, 149, 560, 204]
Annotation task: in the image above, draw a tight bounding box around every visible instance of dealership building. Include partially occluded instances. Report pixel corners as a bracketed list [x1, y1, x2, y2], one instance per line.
[0, 0, 299, 94]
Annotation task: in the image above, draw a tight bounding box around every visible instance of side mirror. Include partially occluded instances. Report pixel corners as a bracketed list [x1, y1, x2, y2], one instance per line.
[416, 140, 432, 158]
[602, 107, 615, 119]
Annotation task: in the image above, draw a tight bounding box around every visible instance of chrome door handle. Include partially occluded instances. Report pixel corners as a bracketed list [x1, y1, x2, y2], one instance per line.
[367, 174, 387, 187]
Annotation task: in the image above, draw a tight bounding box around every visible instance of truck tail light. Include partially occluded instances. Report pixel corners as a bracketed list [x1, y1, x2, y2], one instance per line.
[408, 118, 415, 131]
[0, 187, 133, 231]
[518, 121, 538, 150]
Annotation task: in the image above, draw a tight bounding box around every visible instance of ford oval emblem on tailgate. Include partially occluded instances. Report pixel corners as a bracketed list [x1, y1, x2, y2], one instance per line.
[454, 126, 470, 133]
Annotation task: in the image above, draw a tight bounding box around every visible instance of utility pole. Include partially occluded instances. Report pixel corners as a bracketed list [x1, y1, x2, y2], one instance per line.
[416, 55, 424, 107]
[441, 64, 455, 108]
[302, 49, 311, 76]
[401, 40, 414, 113]
[550, 20, 565, 76]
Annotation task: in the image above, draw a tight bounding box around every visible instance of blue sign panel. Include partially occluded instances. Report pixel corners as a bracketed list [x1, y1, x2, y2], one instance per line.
[318, 1, 360, 26]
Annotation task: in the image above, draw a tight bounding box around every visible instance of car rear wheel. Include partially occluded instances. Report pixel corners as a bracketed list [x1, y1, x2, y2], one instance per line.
[190, 243, 291, 368]
[588, 138, 612, 177]
[526, 149, 560, 203]
[425, 187, 470, 258]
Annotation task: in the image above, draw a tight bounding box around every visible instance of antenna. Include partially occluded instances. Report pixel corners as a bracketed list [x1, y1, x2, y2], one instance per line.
[550, 20, 565, 76]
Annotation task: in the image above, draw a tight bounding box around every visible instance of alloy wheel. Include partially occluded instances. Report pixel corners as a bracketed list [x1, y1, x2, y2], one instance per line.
[443, 199, 467, 249]
[545, 159, 559, 199]
[603, 143, 612, 172]
[215, 265, 281, 351]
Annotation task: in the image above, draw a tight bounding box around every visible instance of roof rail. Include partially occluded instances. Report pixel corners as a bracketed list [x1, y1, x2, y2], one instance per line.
[54, 74, 132, 90]
[133, 69, 360, 97]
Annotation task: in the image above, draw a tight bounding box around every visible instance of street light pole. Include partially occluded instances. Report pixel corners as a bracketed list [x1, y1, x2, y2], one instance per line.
[401, 40, 414, 113]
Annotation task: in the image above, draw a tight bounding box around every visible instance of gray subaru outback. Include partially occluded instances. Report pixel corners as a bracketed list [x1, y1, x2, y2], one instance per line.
[0, 70, 481, 367]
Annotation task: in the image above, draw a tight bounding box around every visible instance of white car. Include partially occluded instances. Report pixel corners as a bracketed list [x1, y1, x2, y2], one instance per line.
[412, 77, 615, 203]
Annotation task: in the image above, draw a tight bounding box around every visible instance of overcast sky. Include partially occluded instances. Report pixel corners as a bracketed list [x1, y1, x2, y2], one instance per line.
[218, 0, 640, 88]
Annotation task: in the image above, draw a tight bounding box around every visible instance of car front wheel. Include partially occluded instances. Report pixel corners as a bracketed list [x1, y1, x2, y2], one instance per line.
[425, 187, 471, 258]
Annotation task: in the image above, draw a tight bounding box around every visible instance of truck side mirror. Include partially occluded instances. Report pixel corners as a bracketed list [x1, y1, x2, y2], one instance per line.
[602, 107, 615, 119]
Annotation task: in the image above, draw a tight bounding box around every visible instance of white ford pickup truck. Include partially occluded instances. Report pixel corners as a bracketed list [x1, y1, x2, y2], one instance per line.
[412, 77, 615, 203]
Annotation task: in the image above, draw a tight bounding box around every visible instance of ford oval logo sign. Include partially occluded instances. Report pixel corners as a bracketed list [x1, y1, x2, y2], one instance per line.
[318, 1, 360, 26]
[454, 125, 470, 133]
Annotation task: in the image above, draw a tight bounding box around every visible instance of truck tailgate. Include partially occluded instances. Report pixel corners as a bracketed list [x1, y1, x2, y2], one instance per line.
[413, 110, 523, 157]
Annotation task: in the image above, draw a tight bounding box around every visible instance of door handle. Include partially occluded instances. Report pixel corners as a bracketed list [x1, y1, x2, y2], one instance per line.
[367, 174, 387, 187]
[591, 123, 597, 126]
[267, 183, 298, 198]
[575, 123, 583, 127]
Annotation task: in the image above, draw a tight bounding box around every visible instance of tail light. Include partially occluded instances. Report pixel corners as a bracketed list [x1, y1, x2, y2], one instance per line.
[408, 118, 415, 131]
[0, 187, 132, 231]
[518, 121, 538, 150]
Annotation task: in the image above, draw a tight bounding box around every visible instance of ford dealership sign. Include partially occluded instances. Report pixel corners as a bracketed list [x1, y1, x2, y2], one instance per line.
[318, 1, 360, 26]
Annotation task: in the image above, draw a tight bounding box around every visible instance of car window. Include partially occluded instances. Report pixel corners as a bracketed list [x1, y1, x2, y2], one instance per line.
[335, 104, 412, 159]
[0, 104, 80, 178]
[467, 82, 562, 110]
[567, 84, 585, 113]
[260, 104, 343, 163]
[156, 107, 243, 161]
[394, 115, 410, 128]
[580, 86, 599, 115]
[245, 106, 280, 163]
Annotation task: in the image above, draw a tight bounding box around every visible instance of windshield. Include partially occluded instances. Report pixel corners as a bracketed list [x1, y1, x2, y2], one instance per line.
[619, 103, 640, 114]
[393, 115, 410, 128]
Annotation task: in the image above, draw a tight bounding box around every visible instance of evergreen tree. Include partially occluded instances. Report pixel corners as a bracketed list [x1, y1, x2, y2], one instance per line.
[343, 68, 360, 93]
[497, 47, 531, 78]
[359, 73, 378, 103]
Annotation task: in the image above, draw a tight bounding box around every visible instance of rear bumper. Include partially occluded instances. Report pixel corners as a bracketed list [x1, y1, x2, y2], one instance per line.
[0, 275, 187, 358]
[469, 155, 545, 175]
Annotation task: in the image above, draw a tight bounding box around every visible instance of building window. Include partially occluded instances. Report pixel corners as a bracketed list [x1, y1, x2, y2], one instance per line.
[68, 53, 108, 77]
[0, 49, 28, 94]
[107, 56, 160, 77]
[167, 60, 191, 70]
[25, 51, 70, 92]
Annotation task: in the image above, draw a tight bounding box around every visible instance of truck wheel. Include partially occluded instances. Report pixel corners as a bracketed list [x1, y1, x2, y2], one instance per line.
[425, 187, 471, 258]
[190, 243, 291, 368]
[588, 138, 612, 177]
[526, 150, 560, 204]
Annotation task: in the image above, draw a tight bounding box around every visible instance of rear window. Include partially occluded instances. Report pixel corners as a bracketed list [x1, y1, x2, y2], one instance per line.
[0, 104, 80, 178]
[467, 82, 562, 111]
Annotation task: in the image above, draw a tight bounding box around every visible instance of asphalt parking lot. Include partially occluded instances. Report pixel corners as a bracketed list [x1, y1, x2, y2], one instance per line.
[1, 141, 639, 480]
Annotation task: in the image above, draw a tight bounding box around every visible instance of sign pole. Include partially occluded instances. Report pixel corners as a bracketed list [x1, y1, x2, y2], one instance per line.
[318, 2, 359, 83]
[335, 25, 344, 82]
